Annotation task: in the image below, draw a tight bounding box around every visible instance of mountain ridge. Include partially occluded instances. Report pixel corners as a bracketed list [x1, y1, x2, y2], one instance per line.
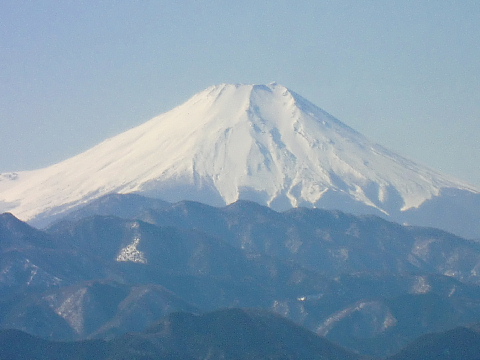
[0, 309, 368, 360]
[3, 207, 480, 356]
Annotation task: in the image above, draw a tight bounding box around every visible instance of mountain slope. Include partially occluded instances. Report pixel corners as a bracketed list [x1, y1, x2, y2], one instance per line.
[387, 325, 480, 360]
[0, 309, 368, 360]
[0, 83, 478, 236]
[4, 211, 480, 357]
[66, 197, 480, 285]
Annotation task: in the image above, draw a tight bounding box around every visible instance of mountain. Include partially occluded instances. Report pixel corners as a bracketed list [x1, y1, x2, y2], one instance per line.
[44, 214, 329, 312]
[0, 309, 368, 360]
[49, 197, 480, 356]
[7, 312, 480, 360]
[0, 329, 107, 360]
[59, 196, 480, 285]
[0, 212, 110, 293]
[0, 83, 478, 237]
[0, 212, 330, 343]
[4, 208, 480, 356]
[387, 325, 480, 360]
[111, 308, 367, 360]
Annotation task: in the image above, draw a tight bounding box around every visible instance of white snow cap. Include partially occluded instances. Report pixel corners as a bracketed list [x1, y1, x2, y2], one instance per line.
[0, 83, 477, 222]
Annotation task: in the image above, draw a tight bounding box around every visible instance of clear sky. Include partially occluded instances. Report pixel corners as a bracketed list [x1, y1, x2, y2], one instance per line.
[1, 1, 479, 187]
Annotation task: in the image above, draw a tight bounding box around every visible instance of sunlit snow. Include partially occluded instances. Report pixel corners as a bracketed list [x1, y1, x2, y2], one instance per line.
[0, 83, 477, 224]
[116, 222, 148, 264]
[116, 236, 148, 264]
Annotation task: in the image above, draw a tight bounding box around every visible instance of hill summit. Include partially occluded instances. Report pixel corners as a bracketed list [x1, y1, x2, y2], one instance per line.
[0, 83, 478, 235]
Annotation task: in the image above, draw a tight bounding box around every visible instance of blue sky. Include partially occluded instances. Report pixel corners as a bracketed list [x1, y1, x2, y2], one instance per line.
[1, 1, 479, 186]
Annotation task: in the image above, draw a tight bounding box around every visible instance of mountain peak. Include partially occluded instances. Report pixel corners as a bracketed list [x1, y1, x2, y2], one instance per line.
[0, 83, 478, 232]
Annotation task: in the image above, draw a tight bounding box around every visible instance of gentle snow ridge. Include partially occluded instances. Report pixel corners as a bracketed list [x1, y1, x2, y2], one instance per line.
[0, 83, 477, 224]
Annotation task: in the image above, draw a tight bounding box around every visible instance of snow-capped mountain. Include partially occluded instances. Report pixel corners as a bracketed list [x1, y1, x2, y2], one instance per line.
[0, 83, 478, 235]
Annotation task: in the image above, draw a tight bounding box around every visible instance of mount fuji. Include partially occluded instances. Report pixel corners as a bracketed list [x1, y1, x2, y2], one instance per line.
[1, 83, 479, 237]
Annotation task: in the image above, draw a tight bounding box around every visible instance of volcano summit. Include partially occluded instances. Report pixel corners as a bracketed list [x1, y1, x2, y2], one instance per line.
[0, 83, 479, 236]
